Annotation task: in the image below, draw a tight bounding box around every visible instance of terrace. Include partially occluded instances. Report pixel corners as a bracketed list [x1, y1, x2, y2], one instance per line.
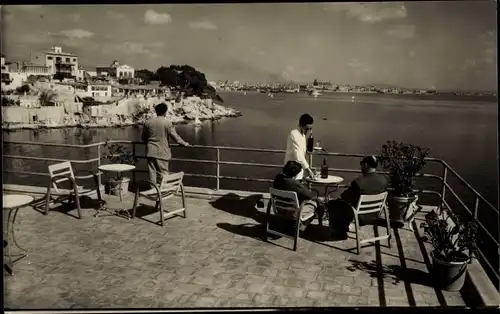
[3, 141, 499, 309]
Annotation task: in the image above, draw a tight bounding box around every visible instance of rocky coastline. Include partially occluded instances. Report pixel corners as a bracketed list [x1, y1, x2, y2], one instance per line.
[2, 101, 242, 132]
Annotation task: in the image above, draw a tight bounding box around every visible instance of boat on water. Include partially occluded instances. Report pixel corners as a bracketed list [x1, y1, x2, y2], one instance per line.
[193, 116, 202, 126]
[268, 92, 274, 98]
[311, 90, 322, 97]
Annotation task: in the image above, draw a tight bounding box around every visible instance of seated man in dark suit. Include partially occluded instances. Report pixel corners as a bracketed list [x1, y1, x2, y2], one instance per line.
[272, 160, 320, 232]
[326, 156, 390, 240]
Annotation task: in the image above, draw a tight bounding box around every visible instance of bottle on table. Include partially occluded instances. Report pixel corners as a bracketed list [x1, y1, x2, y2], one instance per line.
[307, 131, 314, 153]
[321, 158, 329, 179]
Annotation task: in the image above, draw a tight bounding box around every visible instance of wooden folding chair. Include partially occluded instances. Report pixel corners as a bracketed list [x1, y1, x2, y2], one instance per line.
[46, 161, 102, 219]
[264, 188, 316, 251]
[132, 172, 187, 226]
[346, 192, 391, 254]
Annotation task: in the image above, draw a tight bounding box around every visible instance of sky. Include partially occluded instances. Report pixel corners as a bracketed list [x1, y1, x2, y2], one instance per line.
[1, 2, 497, 91]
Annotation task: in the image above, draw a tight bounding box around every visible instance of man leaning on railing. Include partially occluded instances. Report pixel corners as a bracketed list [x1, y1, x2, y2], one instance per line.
[141, 103, 191, 188]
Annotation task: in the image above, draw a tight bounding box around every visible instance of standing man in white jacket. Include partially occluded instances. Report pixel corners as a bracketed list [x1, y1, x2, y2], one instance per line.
[284, 113, 316, 181]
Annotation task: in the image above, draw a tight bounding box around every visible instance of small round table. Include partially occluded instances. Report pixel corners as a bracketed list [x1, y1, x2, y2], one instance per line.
[3, 194, 34, 275]
[306, 175, 344, 224]
[307, 175, 344, 198]
[96, 164, 136, 219]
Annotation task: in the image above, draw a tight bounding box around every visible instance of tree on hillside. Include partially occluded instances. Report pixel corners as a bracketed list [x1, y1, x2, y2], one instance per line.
[155, 64, 223, 100]
[135, 69, 157, 84]
[16, 84, 31, 95]
[39, 90, 58, 106]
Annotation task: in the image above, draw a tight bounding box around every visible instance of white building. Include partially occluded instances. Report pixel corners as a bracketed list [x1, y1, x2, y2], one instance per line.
[74, 82, 112, 98]
[96, 60, 135, 79]
[30, 46, 79, 77]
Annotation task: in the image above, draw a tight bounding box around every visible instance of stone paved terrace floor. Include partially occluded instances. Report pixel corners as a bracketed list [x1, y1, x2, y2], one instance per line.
[3, 190, 467, 309]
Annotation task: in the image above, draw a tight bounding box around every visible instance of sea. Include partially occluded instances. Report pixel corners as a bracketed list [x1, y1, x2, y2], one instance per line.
[3, 91, 498, 282]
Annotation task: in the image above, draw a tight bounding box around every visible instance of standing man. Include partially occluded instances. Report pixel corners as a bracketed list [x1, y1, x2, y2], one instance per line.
[142, 103, 190, 187]
[284, 113, 316, 181]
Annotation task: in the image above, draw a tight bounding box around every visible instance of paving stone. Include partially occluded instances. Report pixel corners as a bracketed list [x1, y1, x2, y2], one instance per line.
[341, 285, 363, 295]
[193, 296, 218, 307]
[253, 293, 279, 306]
[266, 285, 306, 298]
[306, 290, 329, 300]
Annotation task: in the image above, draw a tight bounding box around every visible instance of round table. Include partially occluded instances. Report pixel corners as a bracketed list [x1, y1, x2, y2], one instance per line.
[96, 164, 136, 219]
[306, 175, 344, 198]
[3, 194, 34, 275]
[306, 175, 344, 224]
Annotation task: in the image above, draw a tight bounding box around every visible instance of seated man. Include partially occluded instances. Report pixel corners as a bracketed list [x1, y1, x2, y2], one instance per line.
[272, 160, 320, 233]
[326, 156, 390, 240]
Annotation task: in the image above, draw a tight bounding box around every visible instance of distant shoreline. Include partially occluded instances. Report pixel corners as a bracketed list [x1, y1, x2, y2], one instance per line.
[218, 90, 498, 100]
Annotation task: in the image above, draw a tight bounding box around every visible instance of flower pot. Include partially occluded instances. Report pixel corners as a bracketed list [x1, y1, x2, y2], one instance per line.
[387, 195, 417, 226]
[109, 177, 130, 199]
[431, 251, 469, 291]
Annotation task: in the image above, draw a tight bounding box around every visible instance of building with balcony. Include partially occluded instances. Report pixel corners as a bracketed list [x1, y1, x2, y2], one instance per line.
[8, 62, 51, 76]
[71, 82, 112, 98]
[30, 46, 79, 77]
[96, 60, 135, 79]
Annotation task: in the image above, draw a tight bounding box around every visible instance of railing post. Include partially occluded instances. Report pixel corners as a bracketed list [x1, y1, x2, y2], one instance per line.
[473, 196, 479, 220]
[132, 143, 136, 184]
[441, 164, 448, 208]
[216, 148, 220, 191]
[97, 144, 102, 188]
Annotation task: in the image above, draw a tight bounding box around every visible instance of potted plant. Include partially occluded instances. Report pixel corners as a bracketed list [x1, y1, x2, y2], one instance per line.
[379, 141, 429, 224]
[421, 209, 478, 291]
[103, 142, 136, 198]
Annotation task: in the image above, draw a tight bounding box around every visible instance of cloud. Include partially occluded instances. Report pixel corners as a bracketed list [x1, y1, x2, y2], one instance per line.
[460, 58, 477, 71]
[106, 11, 125, 20]
[144, 9, 172, 25]
[347, 59, 362, 68]
[18, 33, 48, 44]
[482, 48, 494, 64]
[347, 58, 371, 73]
[325, 3, 407, 23]
[10, 5, 42, 11]
[105, 41, 164, 59]
[189, 20, 217, 30]
[67, 13, 80, 22]
[251, 46, 265, 56]
[478, 30, 495, 64]
[58, 29, 95, 39]
[385, 24, 416, 39]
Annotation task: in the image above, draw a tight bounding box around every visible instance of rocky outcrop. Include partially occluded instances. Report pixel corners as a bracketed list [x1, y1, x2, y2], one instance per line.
[2, 95, 241, 131]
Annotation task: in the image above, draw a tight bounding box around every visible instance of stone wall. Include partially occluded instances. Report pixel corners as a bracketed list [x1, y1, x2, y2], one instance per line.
[2, 106, 66, 124]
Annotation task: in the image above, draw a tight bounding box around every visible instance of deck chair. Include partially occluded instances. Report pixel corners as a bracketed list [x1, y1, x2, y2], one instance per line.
[264, 188, 317, 251]
[132, 172, 187, 226]
[46, 161, 103, 219]
[346, 192, 391, 254]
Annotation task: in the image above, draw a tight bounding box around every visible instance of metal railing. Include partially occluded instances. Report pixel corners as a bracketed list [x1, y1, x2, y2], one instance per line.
[2, 139, 499, 283]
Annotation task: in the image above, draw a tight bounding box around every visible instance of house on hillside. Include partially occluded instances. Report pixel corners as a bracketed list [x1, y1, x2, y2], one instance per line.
[72, 82, 112, 98]
[30, 46, 79, 78]
[96, 60, 135, 79]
